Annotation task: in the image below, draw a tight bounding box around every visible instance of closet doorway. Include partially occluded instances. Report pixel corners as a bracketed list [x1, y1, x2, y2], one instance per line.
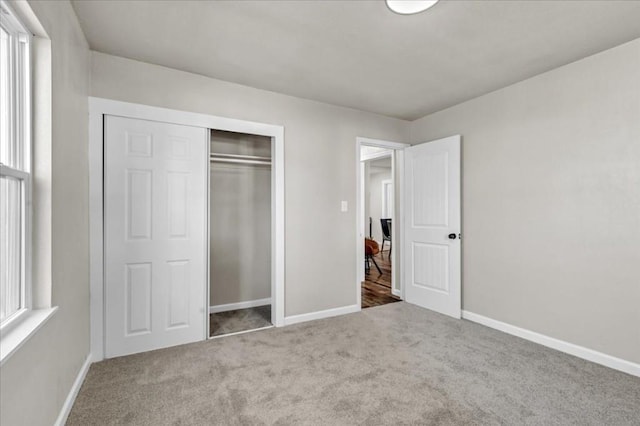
[89, 98, 285, 361]
[208, 130, 273, 337]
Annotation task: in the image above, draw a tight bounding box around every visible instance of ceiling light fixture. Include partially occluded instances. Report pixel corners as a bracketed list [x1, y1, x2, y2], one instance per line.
[386, 0, 439, 15]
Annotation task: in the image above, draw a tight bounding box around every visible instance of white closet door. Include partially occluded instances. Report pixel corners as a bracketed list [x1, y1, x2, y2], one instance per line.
[104, 115, 207, 358]
[404, 135, 461, 318]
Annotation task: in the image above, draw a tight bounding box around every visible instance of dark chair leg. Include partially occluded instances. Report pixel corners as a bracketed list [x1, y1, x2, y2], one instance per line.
[381, 239, 385, 252]
[370, 256, 382, 275]
[389, 243, 392, 259]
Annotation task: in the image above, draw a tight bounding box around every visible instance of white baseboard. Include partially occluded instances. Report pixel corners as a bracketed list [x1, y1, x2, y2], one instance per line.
[209, 298, 271, 314]
[284, 304, 360, 326]
[391, 288, 401, 297]
[54, 354, 92, 426]
[462, 310, 640, 378]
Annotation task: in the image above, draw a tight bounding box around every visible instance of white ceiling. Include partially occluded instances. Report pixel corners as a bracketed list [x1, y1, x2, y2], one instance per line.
[71, 0, 640, 120]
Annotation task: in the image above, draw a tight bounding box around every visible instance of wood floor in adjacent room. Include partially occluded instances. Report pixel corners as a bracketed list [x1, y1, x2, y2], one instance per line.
[362, 249, 401, 308]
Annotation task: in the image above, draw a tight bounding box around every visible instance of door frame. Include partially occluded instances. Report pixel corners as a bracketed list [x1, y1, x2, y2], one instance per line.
[355, 137, 409, 307]
[381, 179, 393, 219]
[89, 97, 285, 361]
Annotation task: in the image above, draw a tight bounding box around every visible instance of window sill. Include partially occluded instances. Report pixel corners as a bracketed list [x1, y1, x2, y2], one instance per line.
[0, 307, 58, 366]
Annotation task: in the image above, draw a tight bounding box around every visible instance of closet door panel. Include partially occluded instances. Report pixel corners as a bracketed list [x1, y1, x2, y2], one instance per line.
[105, 115, 207, 358]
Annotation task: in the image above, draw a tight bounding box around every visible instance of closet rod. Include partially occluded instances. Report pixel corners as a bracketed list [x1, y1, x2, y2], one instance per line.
[209, 157, 271, 166]
[209, 152, 272, 166]
[210, 153, 271, 162]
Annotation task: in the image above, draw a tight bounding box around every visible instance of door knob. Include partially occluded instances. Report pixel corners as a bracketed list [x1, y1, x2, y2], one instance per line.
[448, 233, 457, 240]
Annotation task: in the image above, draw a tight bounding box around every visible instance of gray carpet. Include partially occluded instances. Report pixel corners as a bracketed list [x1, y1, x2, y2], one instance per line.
[68, 302, 640, 425]
[210, 305, 272, 337]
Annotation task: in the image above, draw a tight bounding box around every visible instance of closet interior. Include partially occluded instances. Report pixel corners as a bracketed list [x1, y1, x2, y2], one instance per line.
[209, 129, 273, 337]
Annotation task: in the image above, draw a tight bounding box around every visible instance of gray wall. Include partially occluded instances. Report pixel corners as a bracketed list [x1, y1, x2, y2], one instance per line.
[411, 38, 640, 364]
[91, 51, 410, 316]
[0, 1, 91, 425]
[210, 131, 271, 306]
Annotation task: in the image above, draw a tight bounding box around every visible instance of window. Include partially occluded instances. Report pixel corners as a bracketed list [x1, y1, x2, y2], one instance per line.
[0, 1, 30, 327]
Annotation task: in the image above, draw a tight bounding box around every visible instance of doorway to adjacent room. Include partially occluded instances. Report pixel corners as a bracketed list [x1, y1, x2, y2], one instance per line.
[357, 138, 407, 309]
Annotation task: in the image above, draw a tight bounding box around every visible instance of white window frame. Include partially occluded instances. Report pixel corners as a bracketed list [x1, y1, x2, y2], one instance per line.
[0, 0, 32, 331]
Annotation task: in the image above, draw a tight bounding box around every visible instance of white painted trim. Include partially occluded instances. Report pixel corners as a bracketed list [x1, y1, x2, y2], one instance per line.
[381, 179, 392, 218]
[0, 307, 57, 366]
[89, 97, 283, 137]
[89, 97, 286, 361]
[395, 149, 405, 299]
[205, 134, 211, 340]
[356, 137, 408, 308]
[358, 160, 367, 286]
[272, 124, 285, 328]
[284, 304, 360, 326]
[357, 137, 410, 150]
[361, 150, 392, 162]
[53, 354, 92, 426]
[462, 311, 640, 378]
[388, 152, 396, 295]
[209, 298, 272, 314]
[209, 325, 274, 340]
[88, 107, 103, 362]
[356, 141, 363, 307]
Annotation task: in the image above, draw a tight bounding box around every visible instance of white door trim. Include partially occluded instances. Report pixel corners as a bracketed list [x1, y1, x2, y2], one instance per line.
[381, 179, 393, 218]
[361, 150, 392, 162]
[358, 137, 410, 150]
[89, 97, 285, 361]
[355, 137, 410, 307]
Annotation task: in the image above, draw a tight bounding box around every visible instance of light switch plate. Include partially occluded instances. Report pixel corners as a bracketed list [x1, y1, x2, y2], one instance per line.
[341, 201, 348, 212]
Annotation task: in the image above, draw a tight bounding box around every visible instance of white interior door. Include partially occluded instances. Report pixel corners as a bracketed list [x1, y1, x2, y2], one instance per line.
[404, 135, 461, 318]
[104, 115, 207, 358]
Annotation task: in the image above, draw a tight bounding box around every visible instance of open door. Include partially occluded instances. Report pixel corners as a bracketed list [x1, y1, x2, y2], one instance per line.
[403, 135, 461, 318]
